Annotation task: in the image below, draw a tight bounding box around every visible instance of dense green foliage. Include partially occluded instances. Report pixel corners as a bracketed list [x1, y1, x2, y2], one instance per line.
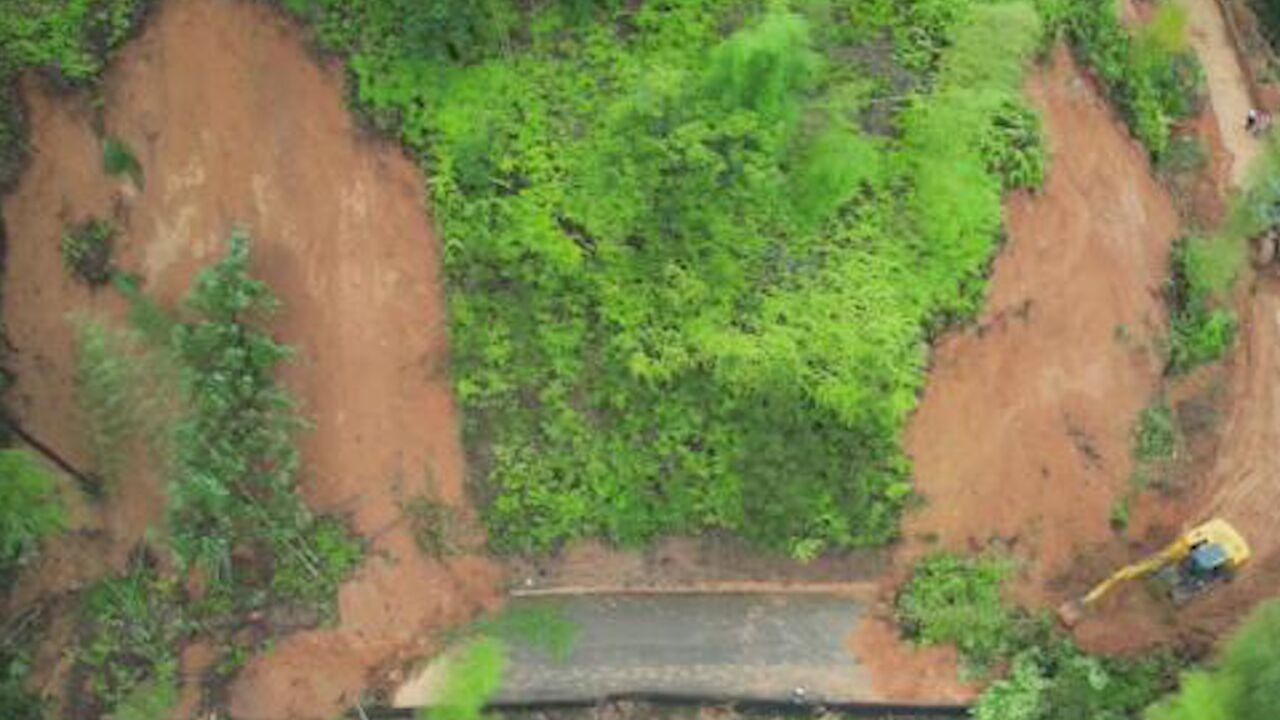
[896, 553, 1023, 671]
[975, 638, 1173, 720]
[286, 0, 1045, 557]
[166, 232, 361, 610]
[1147, 600, 1280, 720]
[901, 553, 1175, 717]
[61, 218, 115, 286]
[1248, 0, 1280, 55]
[1043, 0, 1203, 158]
[0, 449, 63, 577]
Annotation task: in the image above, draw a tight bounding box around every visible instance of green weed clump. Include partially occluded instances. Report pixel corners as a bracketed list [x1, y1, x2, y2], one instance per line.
[73, 319, 149, 483]
[895, 552, 1023, 672]
[982, 98, 1048, 191]
[1134, 400, 1178, 464]
[0, 449, 63, 578]
[306, 0, 1046, 558]
[103, 136, 143, 187]
[61, 218, 115, 286]
[167, 232, 361, 611]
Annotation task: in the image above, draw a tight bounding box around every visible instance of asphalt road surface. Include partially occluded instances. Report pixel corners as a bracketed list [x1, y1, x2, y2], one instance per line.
[395, 594, 876, 706]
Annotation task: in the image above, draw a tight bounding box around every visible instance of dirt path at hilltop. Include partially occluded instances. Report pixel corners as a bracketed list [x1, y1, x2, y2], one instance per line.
[1187, 0, 1262, 188]
[2, 1, 499, 717]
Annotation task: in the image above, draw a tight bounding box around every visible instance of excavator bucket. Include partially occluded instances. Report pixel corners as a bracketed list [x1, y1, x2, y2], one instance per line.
[1056, 599, 1086, 628]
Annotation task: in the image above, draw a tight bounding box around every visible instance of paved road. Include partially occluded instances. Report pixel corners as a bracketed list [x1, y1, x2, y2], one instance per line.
[395, 594, 877, 706]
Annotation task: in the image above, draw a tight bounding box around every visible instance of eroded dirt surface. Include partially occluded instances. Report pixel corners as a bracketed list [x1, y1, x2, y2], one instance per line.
[850, 48, 1183, 693]
[902, 49, 1179, 600]
[3, 0, 500, 717]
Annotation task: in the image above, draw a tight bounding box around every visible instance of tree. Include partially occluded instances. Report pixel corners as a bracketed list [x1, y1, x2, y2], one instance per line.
[1147, 600, 1280, 720]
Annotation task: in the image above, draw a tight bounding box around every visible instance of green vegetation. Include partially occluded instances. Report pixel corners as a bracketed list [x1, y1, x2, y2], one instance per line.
[0, 1, 149, 188]
[421, 636, 507, 720]
[1147, 599, 1280, 720]
[73, 319, 148, 483]
[166, 232, 361, 611]
[975, 637, 1173, 720]
[1166, 236, 1239, 374]
[61, 218, 115, 286]
[1044, 0, 1203, 158]
[103, 136, 143, 187]
[1135, 399, 1178, 464]
[285, 0, 1045, 558]
[77, 558, 186, 715]
[896, 552, 1023, 671]
[901, 552, 1176, 717]
[0, 449, 63, 578]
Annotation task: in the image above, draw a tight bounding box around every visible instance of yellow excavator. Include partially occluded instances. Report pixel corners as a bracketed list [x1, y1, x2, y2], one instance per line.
[1057, 519, 1251, 627]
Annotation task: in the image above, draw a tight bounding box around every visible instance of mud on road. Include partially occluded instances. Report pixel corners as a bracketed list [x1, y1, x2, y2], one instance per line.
[2, 0, 499, 718]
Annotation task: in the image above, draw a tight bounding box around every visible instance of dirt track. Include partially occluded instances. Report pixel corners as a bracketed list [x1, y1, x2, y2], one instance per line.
[1187, 0, 1262, 187]
[2, 1, 499, 717]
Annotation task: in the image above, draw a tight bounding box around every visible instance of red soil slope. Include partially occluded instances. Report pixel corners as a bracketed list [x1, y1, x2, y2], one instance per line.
[2, 1, 500, 717]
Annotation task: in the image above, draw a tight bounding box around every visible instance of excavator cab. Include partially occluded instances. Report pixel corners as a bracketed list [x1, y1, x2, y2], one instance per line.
[1058, 519, 1250, 627]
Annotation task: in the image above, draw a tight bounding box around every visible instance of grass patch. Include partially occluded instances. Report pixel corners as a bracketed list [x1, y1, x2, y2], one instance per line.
[1134, 399, 1178, 464]
[61, 218, 116, 286]
[421, 636, 507, 720]
[896, 552, 1024, 672]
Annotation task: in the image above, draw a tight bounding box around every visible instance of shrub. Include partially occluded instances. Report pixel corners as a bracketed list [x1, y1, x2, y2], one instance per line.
[1134, 400, 1178, 463]
[896, 552, 1023, 671]
[0, 449, 63, 576]
[103, 136, 143, 187]
[77, 558, 188, 715]
[981, 98, 1048, 191]
[167, 232, 361, 611]
[1166, 237, 1240, 374]
[1146, 599, 1280, 720]
[61, 219, 115, 286]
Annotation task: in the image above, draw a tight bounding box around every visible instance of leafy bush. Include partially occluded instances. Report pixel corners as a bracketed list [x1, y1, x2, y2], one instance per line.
[103, 136, 143, 187]
[976, 638, 1173, 720]
[896, 553, 1023, 671]
[77, 558, 187, 715]
[61, 219, 115, 286]
[1048, 0, 1204, 158]
[981, 99, 1048, 191]
[1166, 237, 1240, 374]
[166, 232, 361, 611]
[1134, 400, 1178, 463]
[0, 648, 43, 720]
[1146, 599, 1280, 720]
[0, 449, 63, 577]
[422, 636, 507, 720]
